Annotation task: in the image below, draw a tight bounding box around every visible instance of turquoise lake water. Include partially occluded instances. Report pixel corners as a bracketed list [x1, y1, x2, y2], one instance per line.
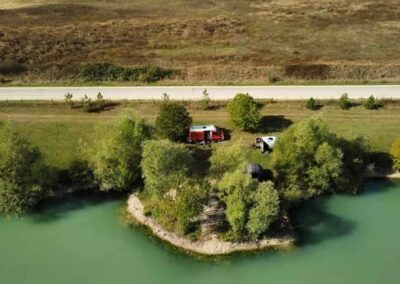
[1, 180, 399, 284]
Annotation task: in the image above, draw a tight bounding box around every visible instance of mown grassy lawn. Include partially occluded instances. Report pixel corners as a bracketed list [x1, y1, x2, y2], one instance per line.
[1, 99, 399, 169]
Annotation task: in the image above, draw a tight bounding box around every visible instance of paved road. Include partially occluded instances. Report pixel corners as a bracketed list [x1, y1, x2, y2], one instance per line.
[0, 86, 399, 101]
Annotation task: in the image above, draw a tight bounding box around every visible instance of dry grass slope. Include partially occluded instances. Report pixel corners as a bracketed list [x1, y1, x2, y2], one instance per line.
[1, 0, 400, 84]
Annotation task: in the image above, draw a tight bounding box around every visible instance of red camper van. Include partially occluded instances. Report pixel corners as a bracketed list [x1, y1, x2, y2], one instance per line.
[188, 125, 225, 144]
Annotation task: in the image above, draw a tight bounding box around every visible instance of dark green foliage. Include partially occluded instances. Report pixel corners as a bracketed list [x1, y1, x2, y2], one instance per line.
[173, 182, 208, 234]
[141, 140, 195, 197]
[218, 170, 279, 240]
[272, 117, 343, 203]
[0, 124, 45, 216]
[155, 99, 192, 142]
[209, 140, 250, 176]
[227, 93, 261, 131]
[84, 113, 150, 192]
[335, 136, 370, 193]
[78, 63, 177, 83]
[339, 93, 352, 110]
[247, 181, 280, 239]
[306, 97, 319, 110]
[364, 95, 381, 110]
[0, 61, 27, 75]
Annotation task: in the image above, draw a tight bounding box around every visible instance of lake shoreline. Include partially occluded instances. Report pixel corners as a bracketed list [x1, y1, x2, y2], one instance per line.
[126, 194, 295, 256]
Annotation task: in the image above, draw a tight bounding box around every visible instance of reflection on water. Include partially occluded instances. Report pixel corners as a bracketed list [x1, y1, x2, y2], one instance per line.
[0, 180, 399, 284]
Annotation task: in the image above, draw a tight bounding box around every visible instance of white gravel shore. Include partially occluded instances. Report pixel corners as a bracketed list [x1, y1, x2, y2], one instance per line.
[127, 194, 295, 255]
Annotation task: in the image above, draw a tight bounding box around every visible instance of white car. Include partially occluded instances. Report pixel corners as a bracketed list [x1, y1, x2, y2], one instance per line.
[255, 136, 278, 152]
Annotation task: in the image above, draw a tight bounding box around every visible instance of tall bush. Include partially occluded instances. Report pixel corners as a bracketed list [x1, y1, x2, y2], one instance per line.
[155, 98, 192, 142]
[227, 93, 261, 131]
[84, 113, 150, 191]
[0, 124, 45, 216]
[272, 117, 343, 203]
[339, 93, 352, 110]
[141, 140, 194, 197]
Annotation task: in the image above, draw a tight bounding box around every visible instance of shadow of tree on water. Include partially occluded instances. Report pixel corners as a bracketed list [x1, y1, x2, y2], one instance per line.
[29, 190, 126, 223]
[291, 198, 356, 247]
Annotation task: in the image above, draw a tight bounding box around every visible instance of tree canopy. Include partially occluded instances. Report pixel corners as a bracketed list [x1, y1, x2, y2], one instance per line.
[141, 139, 195, 197]
[218, 169, 279, 240]
[84, 113, 150, 192]
[209, 140, 250, 176]
[155, 99, 192, 142]
[0, 124, 45, 216]
[227, 93, 261, 131]
[272, 117, 344, 203]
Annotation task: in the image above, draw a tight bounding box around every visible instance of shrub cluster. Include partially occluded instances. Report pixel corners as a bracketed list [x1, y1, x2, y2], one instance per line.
[306, 97, 319, 110]
[364, 95, 382, 110]
[0, 61, 27, 75]
[0, 124, 46, 216]
[339, 93, 352, 110]
[155, 97, 192, 142]
[272, 116, 369, 203]
[78, 63, 177, 83]
[227, 93, 261, 131]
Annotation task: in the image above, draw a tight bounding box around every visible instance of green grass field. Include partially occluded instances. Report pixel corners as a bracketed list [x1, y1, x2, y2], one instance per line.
[1, 99, 399, 169]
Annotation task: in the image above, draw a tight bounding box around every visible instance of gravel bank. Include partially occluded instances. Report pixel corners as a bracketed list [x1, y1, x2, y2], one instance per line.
[127, 194, 295, 255]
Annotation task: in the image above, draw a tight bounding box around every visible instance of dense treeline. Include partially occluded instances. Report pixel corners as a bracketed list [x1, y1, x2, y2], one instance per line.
[78, 63, 177, 83]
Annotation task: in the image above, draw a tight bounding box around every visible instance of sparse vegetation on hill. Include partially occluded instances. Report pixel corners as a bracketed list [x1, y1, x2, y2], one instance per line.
[1, 0, 400, 84]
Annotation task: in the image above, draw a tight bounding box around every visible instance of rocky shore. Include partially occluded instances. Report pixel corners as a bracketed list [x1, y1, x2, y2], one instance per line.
[127, 194, 295, 256]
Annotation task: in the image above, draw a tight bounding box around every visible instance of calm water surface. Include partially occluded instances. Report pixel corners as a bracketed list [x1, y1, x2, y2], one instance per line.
[1, 180, 399, 284]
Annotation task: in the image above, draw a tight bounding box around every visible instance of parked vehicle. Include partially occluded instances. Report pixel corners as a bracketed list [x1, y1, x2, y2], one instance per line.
[253, 136, 277, 153]
[188, 125, 225, 144]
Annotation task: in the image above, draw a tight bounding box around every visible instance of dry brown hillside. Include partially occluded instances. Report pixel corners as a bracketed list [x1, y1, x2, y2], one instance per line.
[1, 0, 400, 85]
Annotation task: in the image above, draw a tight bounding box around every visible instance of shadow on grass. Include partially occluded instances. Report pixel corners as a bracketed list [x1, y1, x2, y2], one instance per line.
[291, 198, 356, 246]
[256, 115, 293, 133]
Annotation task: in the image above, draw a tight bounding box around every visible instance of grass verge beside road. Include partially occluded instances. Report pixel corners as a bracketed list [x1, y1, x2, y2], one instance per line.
[1, 99, 399, 169]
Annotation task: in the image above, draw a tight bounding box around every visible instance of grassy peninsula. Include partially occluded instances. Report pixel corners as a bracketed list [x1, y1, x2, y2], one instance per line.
[1, 94, 399, 254]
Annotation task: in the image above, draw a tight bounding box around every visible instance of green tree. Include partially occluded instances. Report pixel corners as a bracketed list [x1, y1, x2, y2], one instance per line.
[272, 117, 343, 203]
[141, 140, 194, 197]
[173, 182, 208, 234]
[209, 140, 250, 176]
[339, 93, 352, 110]
[0, 124, 45, 216]
[218, 169, 257, 240]
[247, 181, 280, 239]
[227, 93, 261, 131]
[335, 136, 370, 192]
[85, 113, 150, 191]
[390, 138, 400, 171]
[155, 98, 192, 142]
